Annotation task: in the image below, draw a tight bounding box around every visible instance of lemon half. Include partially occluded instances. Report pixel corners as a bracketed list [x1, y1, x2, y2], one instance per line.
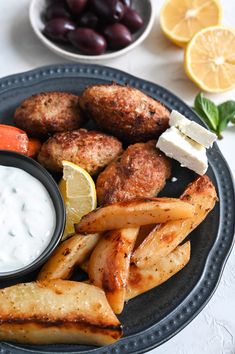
[184, 26, 235, 92]
[160, 0, 222, 47]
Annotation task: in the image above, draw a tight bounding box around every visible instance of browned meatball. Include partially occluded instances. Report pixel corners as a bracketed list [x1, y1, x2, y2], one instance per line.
[14, 92, 84, 138]
[79, 84, 169, 143]
[38, 129, 123, 175]
[96, 140, 171, 205]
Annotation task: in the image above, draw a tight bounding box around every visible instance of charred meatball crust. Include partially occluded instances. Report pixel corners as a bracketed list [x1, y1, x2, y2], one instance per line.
[79, 84, 170, 143]
[96, 140, 171, 205]
[38, 129, 123, 175]
[14, 92, 84, 138]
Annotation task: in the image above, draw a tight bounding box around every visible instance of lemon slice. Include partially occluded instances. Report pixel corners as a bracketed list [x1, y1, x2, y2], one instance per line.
[185, 26, 235, 92]
[160, 0, 222, 47]
[59, 161, 97, 240]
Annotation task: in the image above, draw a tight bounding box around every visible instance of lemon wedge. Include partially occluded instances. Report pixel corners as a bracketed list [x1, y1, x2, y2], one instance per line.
[184, 26, 235, 92]
[160, 0, 222, 47]
[59, 161, 97, 240]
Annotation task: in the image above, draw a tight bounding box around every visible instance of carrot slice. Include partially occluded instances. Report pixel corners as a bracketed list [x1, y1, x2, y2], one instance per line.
[27, 138, 42, 158]
[0, 124, 29, 154]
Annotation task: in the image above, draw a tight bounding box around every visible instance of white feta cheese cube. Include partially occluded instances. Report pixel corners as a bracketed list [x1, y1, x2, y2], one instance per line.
[156, 126, 208, 175]
[169, 110, 217, 148]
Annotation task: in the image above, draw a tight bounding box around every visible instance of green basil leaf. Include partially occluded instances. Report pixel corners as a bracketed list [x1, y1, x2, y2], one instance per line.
[218, 100, 235, 123]
[217, 116, 230, 139]
[194, 93, 209, 124]
[230, 117, 235, 124]
[217, 101, 235, 137]
[194, 92, 219, 132]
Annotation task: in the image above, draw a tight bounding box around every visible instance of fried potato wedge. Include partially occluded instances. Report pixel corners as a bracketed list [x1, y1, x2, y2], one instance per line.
[134, 224, 157, 251]
[38, 233, 101, 281]
[75, 198, 195, 234]
[0, 280, 122, 346]
[132, 175, 218, 269]
[89, 228, 139, 314]
[126, 242, 190, 300]
[80, 258, 90, 273]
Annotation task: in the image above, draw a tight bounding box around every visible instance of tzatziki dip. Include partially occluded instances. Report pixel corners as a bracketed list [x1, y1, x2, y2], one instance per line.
[0, 165, 56, 272]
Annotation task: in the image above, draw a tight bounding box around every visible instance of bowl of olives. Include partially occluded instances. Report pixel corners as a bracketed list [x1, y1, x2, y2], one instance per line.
[29, 0, 155, 61]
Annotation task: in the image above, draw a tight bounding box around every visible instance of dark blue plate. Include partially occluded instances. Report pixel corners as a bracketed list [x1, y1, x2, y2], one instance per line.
[0, 64, 234, 354]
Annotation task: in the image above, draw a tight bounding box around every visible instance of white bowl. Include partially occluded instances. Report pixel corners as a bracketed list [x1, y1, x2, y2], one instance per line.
[29, 0, 155, 62]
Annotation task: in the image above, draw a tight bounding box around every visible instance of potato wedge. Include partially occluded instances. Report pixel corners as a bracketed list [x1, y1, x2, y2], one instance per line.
[80, 258, 90, 273]
[75, 198, 195, 234]
[38, 233, 101, 281]
[126, 242, 190, 300]
[0, 280, 122, 346]
[132, 175, 218, 269]
[134, 224, 157, 251]
[89, 228, 139, 314]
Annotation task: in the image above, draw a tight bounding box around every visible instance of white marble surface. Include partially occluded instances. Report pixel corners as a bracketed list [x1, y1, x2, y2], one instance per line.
[0, 1, 234, 353]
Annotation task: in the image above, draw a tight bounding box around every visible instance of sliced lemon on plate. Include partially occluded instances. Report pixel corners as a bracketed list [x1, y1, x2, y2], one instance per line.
[184, 26, 235, 92]
[59, 161, 97, 240]
[160, 0, 222, 47]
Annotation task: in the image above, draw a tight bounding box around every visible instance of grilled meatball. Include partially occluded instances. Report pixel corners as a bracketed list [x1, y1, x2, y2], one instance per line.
[96, 140, 171, 205]
[79, 84, 169, 143]
[14, 92, 84, 138]
[38, 129, 123, 175]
